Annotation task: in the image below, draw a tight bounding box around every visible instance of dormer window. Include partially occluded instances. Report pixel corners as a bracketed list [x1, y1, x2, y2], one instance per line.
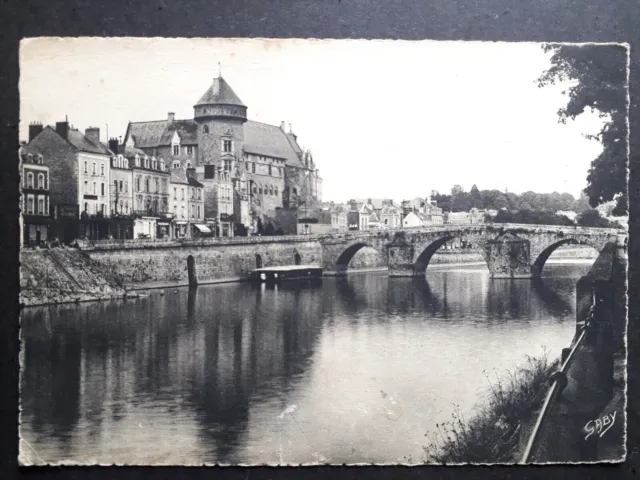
[186, 161, 192, 169]
[144, 157, 149, 169]
[173, 145, 180, 155]
[203, 125, 209, 134]
[135, 155, 140, 167]
[172, 160, 180, 169]
[37, 154, 43, 165]
[27, 153, 33, 163]
[152, 158, 157, 170]
[160, 160, 165, 171]
[123, 158, 128, 169]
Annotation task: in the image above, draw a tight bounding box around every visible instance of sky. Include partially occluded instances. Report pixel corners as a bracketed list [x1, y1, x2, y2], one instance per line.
[20, 38, 612, 202]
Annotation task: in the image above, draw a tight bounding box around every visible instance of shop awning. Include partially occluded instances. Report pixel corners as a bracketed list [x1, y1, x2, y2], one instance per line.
[194, 224, 211, 233]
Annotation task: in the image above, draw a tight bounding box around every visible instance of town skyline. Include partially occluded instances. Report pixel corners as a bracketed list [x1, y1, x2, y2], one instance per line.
[20, 38, 608, 201]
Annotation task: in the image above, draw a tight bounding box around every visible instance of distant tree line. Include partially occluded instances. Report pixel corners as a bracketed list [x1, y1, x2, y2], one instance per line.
[431, 185, 591, 214]
[431, 185, 624, 229]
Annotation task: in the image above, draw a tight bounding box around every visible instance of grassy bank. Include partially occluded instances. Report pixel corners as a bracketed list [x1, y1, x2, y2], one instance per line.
[423, 351, 559, 464]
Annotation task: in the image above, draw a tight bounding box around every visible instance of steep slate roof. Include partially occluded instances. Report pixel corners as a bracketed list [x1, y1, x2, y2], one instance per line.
[195, 76, 246, 107]
[243, 120, 304, 168]
[160, 120, 198, 145]
[126, 120, 167, 149]
[170, 168, 189, 185]
[187, 176, 203, 188]
[66, 129, 111, 155]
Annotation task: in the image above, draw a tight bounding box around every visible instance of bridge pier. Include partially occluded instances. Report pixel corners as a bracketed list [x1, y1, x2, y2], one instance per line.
[481, 233, 536, 279]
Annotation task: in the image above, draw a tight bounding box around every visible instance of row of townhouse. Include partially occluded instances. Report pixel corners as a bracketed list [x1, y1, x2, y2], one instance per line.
[293, 197, 446, 234]
[21, 121, 208, 245]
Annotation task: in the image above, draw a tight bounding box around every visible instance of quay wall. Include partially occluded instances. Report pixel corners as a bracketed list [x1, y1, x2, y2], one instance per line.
[81, 237, 324, 286]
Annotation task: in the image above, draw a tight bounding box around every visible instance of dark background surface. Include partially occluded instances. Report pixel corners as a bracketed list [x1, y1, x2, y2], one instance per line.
[0, 0, 638, 478]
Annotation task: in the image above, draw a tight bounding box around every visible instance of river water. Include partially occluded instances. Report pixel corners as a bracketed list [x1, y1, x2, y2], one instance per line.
[19, 261, 593, 465]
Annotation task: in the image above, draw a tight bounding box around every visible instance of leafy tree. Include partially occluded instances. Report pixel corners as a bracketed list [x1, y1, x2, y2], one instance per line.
[576, 209, 623, 229]
[538, 44, 628, 215]
[572, 192, 592, 214]
[493, 209, 574, 226]
[469, 184, 483, 209]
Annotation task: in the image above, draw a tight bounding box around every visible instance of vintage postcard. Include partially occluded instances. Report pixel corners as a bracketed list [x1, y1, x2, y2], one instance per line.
[18, 38, 628, 465]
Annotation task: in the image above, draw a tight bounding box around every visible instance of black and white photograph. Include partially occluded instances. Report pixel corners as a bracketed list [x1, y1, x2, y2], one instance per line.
[18, 37, 628, 465]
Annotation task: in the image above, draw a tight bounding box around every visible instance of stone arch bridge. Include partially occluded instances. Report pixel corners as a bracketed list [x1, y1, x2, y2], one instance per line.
[318, 223, 623, 279]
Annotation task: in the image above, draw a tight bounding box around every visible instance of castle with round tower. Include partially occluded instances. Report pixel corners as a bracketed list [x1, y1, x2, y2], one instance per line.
[123, 73, 322, 236]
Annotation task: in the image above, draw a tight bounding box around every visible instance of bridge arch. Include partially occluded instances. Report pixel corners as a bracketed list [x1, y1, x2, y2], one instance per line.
[335, 242, 372, 274]
[531, 238, 599, 277]
[413, 235, 457, 275]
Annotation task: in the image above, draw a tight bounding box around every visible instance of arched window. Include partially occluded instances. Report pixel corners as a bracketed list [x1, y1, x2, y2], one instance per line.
[145, 178, 150, 192]
[144, 157, 150, 169]
[26, 172, 34, 188]
[37, 173, 45, 189]
[135, 155, 140, 167]
[294, 253, 301, 265]
[160, 160, 165, 171]
[269, 186, 273, 196]
[186, 161, 192, 168]
[275, 187, 278, 196]
[203, 125, 209, 133]
[27, 153, 33, 163]
[259, 186, 263, 195]
[123, 158, 128, 169]
[37, 154, 43, 165]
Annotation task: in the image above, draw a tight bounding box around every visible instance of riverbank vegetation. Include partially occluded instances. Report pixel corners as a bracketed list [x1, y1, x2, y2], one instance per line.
[423, 351, 558, 464]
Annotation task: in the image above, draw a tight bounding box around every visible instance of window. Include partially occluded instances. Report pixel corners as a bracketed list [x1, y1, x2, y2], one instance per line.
[124, 158, 128, 169]
[259, 186, 263, 195]
[125, 201, 129, 214]
[152, 158, 157, 170]
[173, 145, 180, 155]
[84, 202, 88, 212]
[37, 196, 45, 215]
[197, 189, 201, 200]
[275, 187, 278, 196]
[160, 160, 165, 171]
[26, 172, 34, 188]
[197, 205, 200, 218]
[187, 146, 194, 156]
[252, 162, 256, 173]
[124, 180, 128, 193]
[84, 161, 88, 173]
[26, 195, 34, 214]
[136, 177, 141, 192]
[181, 206, 185, 219]
[145, 178, 149, 192]
[292, 187, 297, 195]
[269, 186, 273, 196]
[119, 200, 123, 212]
[203, 125, 209, 133]
[119, 180, 123, 191]
[101, 163, 105, 176]
[93, 182, 96, 194]
[268, 165, 272, 176]
[37, 154, 43, 165]
[172, 161, 180, 169]
[245, 162, 249, 170]
[101, 183, 105, 196]
[173, 204, 177, 214]
[252, 185, 257, 194]
[84, 180, 88, 193]
[145, 157, 149, 169]
[223, 159, 232, 172]
[155, 178, 159, 193]
[223, 139, 232, 153]
[181, 188, 185, 200]
[135, 155, 140, 167]
[173, 187, 177, 200]
[93, 162, 96, 175]
[101, 204, 105, 214]
[27, 153, 33, 163]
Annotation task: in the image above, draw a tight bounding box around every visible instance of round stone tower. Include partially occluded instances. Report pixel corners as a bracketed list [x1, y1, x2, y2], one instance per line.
[194, 74, 247, 169]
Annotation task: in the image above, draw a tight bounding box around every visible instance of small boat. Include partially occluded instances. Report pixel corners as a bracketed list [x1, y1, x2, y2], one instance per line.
[249, 265, 323, 283]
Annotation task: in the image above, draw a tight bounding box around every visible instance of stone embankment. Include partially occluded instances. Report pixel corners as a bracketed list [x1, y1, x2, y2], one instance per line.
[20, 247, 127, 307]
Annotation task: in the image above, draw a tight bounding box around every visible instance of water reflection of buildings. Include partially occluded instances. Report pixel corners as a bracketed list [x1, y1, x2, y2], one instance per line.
[20, 282, 326, 464]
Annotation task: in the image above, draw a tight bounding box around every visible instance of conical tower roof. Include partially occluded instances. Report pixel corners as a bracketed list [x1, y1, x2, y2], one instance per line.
[195, 75, 246, 108]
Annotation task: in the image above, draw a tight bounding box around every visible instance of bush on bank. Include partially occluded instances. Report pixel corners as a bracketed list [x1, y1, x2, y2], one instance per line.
[423, 351, 558, 464]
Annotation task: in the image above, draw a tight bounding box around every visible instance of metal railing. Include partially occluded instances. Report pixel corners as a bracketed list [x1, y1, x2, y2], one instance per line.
[519, 292, 596, 463]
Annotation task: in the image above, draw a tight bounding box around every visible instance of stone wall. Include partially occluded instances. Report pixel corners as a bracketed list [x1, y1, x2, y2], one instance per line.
[83, 238, 323, 286]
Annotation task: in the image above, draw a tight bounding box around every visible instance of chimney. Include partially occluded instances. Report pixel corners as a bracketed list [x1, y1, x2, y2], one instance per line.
[28, 122, 44, 143]
[168, 112, 175, 123]
[108, 137, 119, 154]
[288, 123, 293, 133]
[55, 121, 69, 140]
[280, 121, 285, 131]
[85, 127, 100, 146]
